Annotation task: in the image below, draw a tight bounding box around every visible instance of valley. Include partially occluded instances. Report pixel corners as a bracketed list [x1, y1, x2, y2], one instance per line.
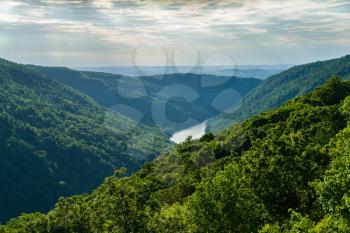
[2, 76, 350, 232]
[0, 58, 172, 222]
[2, 0, 350, 232]
[30, 66, 261, 133]
[0, 58, 261, 222]
[1, 54, 350, 226]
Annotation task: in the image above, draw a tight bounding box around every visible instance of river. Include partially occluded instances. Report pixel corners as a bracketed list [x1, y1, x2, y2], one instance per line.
[170, 121, 207, 144]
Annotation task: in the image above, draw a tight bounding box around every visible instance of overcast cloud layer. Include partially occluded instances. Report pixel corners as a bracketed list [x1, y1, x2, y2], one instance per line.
[1, 0, 350, 66]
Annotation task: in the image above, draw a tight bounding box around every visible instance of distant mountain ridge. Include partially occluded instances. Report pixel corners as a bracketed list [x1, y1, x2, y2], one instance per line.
[30, 66, 262, 133]
[208, 54, 350, 132]
[75, 65, 289, 79]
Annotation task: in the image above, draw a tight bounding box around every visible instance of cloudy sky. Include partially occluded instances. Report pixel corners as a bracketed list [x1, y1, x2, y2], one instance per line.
[1, 0, 350, 66]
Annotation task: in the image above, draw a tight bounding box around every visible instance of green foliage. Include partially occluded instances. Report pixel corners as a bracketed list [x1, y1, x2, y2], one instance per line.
[311, 215, 350, 233]
[147, 203, 188, 233]
[0, 58, 172, 223]
[3, 77, 350, 233]
[186, 163, 270, 233]
[314, 126, 350, 217]
[208, 55, 350, 133]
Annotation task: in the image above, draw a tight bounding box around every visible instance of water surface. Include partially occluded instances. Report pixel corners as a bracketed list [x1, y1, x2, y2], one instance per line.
[170, 121, 207, 144]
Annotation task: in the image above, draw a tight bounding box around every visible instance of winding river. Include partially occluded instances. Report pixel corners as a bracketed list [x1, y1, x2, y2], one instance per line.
[170, 121, 208, 144]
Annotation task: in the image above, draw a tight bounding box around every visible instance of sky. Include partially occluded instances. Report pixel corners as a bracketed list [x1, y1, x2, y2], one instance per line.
[0, 0, 350, 67]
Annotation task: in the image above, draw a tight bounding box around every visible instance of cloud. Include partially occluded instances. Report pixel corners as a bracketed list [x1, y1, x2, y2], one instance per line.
[1, 0, 350, 65]
[3, 0, 350, 44]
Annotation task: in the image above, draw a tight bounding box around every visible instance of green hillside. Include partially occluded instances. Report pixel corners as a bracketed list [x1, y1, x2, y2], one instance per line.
[208, 55, 350, 133]
[0, 59, 171, 223]
[2, 78, 350, 232]
[30, 66, 261, 133]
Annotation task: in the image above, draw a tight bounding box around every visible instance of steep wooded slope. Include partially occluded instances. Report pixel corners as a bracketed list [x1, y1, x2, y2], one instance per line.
[208, 54, 350, 133]
[2, 78, 350, 232]
[0, 58, 171, 222]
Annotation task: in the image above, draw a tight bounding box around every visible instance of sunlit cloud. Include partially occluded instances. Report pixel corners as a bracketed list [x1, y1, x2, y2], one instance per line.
[0, 0, 350, 66]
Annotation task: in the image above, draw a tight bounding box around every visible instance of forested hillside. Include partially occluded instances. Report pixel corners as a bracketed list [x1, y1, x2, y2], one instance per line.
[30, 66, 261, 133]
[0, 59, 171, 223]
[2, 77, 350, 232]
[208, 54, 350, 133]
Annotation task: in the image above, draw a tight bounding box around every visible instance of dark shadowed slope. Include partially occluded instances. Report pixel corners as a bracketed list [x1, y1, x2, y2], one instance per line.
[30, 66, 261, 133]
[0, 58, 171, 222]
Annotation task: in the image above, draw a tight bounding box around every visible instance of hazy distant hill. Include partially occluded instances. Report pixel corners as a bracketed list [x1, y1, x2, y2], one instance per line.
[0, 58, 171, 222]
[30, 66, 262, 133]
[208, 55, 350, 132]
[75, 65, 288, 79]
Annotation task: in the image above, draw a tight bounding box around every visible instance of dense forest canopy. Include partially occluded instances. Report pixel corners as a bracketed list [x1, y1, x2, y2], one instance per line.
[2, 77, 350, 232]
[0, 58, 172, 223]
[208, 55, 350, 133]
